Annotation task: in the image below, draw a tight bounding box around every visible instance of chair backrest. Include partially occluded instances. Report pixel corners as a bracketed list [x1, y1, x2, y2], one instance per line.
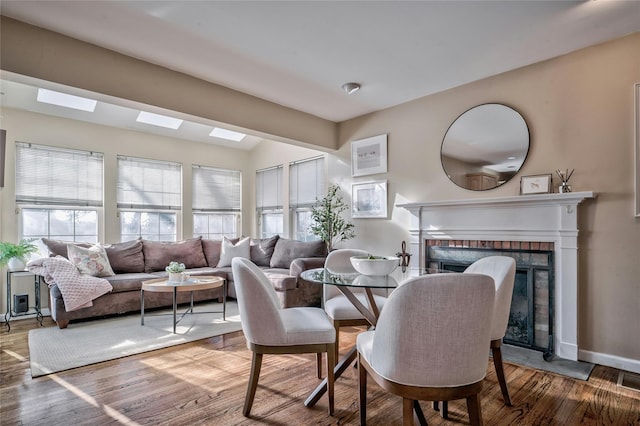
[464, 256, 516, 341]
[324, 248, 370, 300]
[369, 273, 495, 387]
[231, 257, 287, 346]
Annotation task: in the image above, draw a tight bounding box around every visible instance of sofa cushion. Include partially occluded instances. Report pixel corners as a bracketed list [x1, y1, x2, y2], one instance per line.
[67, 244, 115, 277]
[104, 239, 145, 273]
[105, 273, 159, 293]
[202, 238, 238, 267]
[42, 238, 91, 258]
[263, 271, 298, 292]
[250, 235, 279, 267]
[270, 238, 327, 269]
[142, 237, 207, 273]
[217, 236, 250, 267]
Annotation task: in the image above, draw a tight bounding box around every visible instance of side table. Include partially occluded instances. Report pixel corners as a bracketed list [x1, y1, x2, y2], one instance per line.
[4, 270, 44, 332]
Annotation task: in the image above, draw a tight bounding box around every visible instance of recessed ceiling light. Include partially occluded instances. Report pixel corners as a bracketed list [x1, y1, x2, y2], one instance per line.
[209, 127, 246, 142]
[342, 82, 361, 95]
[37, 88, 97, 112]
[136, 111, 183, 129]
[507, 156, 516, 160]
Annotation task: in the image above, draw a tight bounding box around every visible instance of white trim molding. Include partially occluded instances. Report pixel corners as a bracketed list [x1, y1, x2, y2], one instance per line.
[398, 191, 596, 361]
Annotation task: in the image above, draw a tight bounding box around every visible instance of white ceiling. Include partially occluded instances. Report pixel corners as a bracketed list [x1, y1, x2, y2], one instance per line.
[1, 1, 639, 144]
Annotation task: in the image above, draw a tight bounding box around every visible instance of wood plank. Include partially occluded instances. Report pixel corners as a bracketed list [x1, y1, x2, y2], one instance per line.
[1, 319, 639, 425]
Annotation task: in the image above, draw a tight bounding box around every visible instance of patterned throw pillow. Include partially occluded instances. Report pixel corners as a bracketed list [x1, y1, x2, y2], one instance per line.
[216, 236, 251, 267]
[67, 244, 115, 277]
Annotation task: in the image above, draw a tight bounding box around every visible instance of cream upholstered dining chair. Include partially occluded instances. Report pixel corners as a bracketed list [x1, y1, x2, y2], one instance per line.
[357, 273, 495, 426]
[231, 257, 336, 416]
[465, 255, 517, 406]
[323, 248, 388, 361]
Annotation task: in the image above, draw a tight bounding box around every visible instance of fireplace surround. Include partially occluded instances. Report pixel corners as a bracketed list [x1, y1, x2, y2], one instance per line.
[398, 191, 595, 361]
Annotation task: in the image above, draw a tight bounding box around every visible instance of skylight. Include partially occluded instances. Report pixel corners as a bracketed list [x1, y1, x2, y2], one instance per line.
[37, 88, 97, 112]
[209, 127, 246, 142]
[136, 111, 183, 130]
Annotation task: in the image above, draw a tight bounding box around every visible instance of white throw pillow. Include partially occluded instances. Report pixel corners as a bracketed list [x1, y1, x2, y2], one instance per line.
[216, 236, 251, 267]
[67, 244, 116, 277]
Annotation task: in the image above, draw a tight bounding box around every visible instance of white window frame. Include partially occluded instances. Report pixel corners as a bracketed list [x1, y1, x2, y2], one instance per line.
[256, 165, 283, 238]
[289, 156, 324, 242]
[192, 165, 241, 239]
[117, 156, 182, 241]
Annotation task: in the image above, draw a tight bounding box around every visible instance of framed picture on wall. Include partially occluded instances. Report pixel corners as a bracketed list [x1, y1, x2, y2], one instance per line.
[520, 174, 552, 195]
[352, 180, 387, 218]
[351, 134, 387, 177]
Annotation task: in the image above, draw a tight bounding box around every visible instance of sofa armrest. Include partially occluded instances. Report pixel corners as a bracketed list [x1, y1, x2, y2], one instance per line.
[289, 257, 326, 277]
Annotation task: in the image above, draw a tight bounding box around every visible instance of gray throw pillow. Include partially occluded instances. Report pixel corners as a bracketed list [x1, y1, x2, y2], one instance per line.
[104, 239, 145, 273]
[270, 238, 327, 269]
[142, 237, 207, 273]
[250, 235, 279, 267]
[42, 238, 91, 258]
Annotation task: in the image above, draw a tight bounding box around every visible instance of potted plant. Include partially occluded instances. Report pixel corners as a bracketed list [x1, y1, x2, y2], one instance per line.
[310, 183, 355, 252]
[0, 239, 39, 271]
[165, 261, 186, 282]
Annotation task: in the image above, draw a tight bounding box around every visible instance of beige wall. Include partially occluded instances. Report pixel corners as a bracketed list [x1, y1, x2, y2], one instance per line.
[1, 14, 638, 371]
[333, 33, 640, 370]
[0, 16, 337, 151]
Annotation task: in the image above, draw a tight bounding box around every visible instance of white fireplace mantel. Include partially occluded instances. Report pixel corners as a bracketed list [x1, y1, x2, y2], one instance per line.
[398, 191, 596, 361]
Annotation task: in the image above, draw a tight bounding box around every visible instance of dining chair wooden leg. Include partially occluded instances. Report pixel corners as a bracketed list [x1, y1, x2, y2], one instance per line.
[358, 353, 368, 425]
[402, 398, 414, 426]
[491, 339, 512, 406]
[442, 400, 448, 418]
[327, 343, 335, 415]
[466, 394, 483, 426]
[316, 353, 322, 379]
[243, 352, 263, 416]
[333, 321, 340, 364]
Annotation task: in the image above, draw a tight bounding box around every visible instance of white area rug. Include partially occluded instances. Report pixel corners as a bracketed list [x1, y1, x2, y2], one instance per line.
[28, 301, 241, 378]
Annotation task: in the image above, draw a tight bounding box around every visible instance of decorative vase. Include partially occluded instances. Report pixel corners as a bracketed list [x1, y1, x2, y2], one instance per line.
[7, 257, 26, 271]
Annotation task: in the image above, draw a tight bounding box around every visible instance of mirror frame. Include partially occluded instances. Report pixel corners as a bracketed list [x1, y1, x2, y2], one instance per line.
[440, 103, 530, 191]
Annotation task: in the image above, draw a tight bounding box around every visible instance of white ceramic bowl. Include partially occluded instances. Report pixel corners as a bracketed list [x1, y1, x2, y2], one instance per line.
[350, 255, 399, 276]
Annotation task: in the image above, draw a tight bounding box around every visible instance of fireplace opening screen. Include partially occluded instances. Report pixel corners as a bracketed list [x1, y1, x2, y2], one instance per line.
[426, 243, 554, 353]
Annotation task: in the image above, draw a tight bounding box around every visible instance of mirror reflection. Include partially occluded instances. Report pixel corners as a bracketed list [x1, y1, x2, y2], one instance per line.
[441, 103, 529, 191]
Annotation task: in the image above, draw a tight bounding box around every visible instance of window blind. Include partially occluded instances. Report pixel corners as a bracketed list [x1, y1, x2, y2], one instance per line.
[256, 165, 282, 210]
[192, 165, 241, 212]
[290, 156, 324, 208]
[15, 142, 103, 206]
[117, 156, 182, 210]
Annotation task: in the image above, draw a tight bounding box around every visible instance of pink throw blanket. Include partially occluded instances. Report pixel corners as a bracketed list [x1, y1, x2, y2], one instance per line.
[28, 256, 113, 312]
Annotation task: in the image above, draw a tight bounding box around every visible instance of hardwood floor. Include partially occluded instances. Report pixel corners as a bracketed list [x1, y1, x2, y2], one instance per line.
[2, 316, 639, 425]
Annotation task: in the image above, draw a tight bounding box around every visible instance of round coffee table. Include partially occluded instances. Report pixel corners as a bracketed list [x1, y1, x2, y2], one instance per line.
[140, 276, 226, 333]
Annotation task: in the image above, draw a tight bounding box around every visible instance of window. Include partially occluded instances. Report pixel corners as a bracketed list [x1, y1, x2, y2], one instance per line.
[117, 156, 181, 241]
[256, 165, 283, 238]
[290, 156, 325, 241]
[15, 142, 103, 248]
[192, 165, 241, 239]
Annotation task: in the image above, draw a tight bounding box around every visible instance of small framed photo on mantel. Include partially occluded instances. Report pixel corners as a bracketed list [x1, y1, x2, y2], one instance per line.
[520, 174, 552, 195]
[351, 134, 388, 177]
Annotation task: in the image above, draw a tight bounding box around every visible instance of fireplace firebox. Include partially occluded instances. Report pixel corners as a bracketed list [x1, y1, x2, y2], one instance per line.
[426, 240, 554, 358]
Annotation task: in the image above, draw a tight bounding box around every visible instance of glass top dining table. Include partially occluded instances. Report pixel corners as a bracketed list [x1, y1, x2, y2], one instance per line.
[301, 266, 453, 411]
[300, 266, 448, 291]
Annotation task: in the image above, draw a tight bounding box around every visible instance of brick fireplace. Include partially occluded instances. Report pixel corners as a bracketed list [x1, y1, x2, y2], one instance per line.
[398, 191, 595, 361]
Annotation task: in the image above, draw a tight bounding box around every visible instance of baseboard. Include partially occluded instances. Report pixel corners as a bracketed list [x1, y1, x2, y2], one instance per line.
[579, 349, 640, 374]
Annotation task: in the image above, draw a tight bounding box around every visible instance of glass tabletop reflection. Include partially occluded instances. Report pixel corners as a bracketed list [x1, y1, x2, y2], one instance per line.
[300, 267, 449, 290]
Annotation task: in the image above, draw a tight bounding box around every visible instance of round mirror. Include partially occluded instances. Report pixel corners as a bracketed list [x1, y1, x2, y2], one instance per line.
[441, 103, 529, 191]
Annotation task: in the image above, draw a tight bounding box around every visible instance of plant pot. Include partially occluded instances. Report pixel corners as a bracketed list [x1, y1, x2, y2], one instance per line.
[168, 272, 184, 283]
[7, 257, 26, 271]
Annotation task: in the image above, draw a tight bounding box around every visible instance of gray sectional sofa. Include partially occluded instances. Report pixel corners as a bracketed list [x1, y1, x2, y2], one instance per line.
[41, 236, 327, 328]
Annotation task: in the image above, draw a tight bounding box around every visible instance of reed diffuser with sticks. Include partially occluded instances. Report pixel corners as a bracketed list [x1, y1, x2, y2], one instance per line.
[556, 169, 574, 193]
